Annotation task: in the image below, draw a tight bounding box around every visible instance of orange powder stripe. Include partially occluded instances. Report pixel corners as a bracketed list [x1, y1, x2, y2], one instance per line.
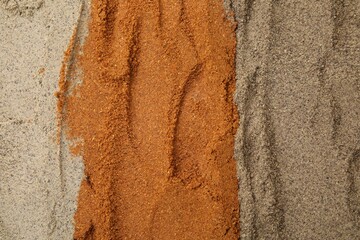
[59, 0, 240, 239]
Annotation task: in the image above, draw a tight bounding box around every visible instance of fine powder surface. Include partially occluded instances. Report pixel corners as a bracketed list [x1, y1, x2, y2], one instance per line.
[60, 0, 239, 239]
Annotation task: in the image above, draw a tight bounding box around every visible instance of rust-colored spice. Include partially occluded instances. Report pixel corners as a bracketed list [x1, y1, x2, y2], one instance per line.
[61, 0, 239, 239]
[38, 67, 45, 75]
[56, 27, 79, 142]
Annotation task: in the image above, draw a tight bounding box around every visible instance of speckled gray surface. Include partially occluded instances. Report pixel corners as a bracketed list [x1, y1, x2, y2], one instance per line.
[227, 0, 360, 239]
[0, 1, 88, 239]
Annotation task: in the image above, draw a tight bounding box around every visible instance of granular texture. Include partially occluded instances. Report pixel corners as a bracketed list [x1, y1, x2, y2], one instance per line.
[229, 0, 360, 239]
[61, 0, 239, 239]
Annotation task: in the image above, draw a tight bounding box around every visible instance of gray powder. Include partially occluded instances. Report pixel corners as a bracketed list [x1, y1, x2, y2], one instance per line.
[228, 0, 360, 239]
[0, 1, 89, 239]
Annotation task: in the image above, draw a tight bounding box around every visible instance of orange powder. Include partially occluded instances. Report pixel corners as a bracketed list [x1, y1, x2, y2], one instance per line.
[38, 67, 45, 75]
[61, 0, 239, 239]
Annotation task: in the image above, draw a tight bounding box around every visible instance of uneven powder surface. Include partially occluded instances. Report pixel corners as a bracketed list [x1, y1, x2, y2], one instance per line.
[227, 0, 360, 239]
[59, 0, 239, 239]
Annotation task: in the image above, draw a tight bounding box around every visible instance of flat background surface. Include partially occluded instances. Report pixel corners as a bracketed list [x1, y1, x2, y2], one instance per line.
[1, 1, 85, 239]
[1, 0, 360, 239]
